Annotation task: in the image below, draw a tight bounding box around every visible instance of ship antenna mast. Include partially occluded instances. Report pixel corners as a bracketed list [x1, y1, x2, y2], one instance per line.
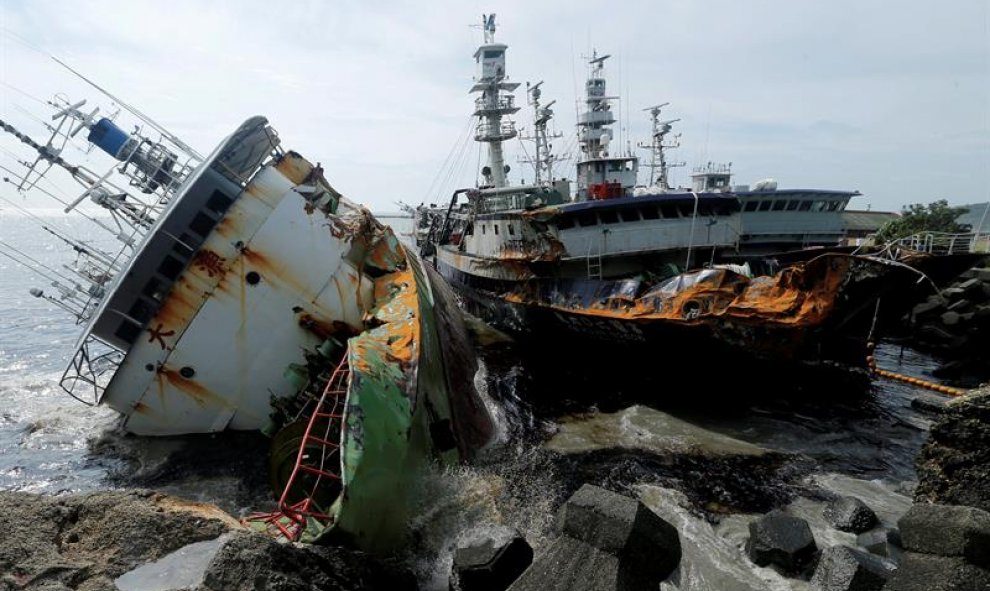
[638, 103, 684, 191]
[470, 14, 520, 189]
[519, 81, 563, 186]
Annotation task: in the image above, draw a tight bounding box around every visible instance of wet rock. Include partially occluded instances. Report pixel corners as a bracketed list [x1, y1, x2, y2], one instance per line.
[508, 484, 680, 590]
[856, 528, 901, 559]
[0, 490, 235, 591]
[198, 531, 416, 591]
[910, 393, 951, 415]
[745, 509, 818, 574]
[810, 545, 892, 591]
[883, 552, 990, 591]
[915, 390, 990, 512]
[450, 532, 533, 591]
[824, 496, 879, 534]
[911, 300, 942, 319]
[941, 311, 961, 326]
[898, 504, 990, 568]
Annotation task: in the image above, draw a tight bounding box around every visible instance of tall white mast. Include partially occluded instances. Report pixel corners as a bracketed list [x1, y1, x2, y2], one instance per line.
[470, 14, 519, 188]
[576, 51, 615, 161]
[519, 81, 562, 186]
[638, 103, 684, 191]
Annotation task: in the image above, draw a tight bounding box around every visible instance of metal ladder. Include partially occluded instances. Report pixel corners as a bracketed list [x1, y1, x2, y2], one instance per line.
[244, 352, 350, 542]
[586, 237, 603, 279]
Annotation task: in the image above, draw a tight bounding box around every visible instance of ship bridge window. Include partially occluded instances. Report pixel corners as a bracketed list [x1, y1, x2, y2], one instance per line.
[826, 201, 841, 211]
[508, 222, 515, 235]
[113, 321, 143, 346]
[189, 211, 216, 238]
[578, 212, 598, 227]
[677, 204, 695, 217]
[757, 200, 773, 212]
[811, 201, 828, 212]
[771, 200, 787, 211]
[658, 204, 678, 219]
[743, 201, 759, 212]
[599, 210, 619, 224]
[484, 50, 503, 59]
[785, 200, 800, 211]
[158, 255, 185, 281]
[557, 216, 575, 230]
[494, 223, 499, 235]
[697, 203, 714, 217]
[206, 190, 233, 215]
[620, 208, 641, 222]
[798, 200, 813, 211]
[642, 206, 661, 220]
[482, 224, 486, 234]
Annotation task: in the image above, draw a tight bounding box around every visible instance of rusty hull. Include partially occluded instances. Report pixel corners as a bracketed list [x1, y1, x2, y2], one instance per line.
[501, 253, 912, 364]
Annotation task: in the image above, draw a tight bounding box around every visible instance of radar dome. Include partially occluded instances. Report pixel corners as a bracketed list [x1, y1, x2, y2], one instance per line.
[752, 178, 778, 192]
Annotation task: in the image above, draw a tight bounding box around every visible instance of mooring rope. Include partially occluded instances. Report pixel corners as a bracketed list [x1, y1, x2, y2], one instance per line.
[865, 341, 967, 397]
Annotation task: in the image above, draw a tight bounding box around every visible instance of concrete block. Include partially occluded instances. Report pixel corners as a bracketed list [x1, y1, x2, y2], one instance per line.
[824, 496, 878, 534]
[898, 504, 990, 568]
[810, 545, 893, 591]
[745, 510, 818, 574]
[451, 532, 533, 591]
[884, 552, 990, 591]
[508, 485, 681, 591]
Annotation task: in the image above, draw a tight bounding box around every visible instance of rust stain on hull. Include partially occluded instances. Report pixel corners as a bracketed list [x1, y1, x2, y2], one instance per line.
[157, 366, 231, 408]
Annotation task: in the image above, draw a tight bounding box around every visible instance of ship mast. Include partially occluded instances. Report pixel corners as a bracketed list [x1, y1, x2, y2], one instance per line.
[574, 50, 639, 201]
[519, 81, 562, 186]
[470, 14, 519, 188]
[577, 51, 615, 161]
[638, 103, 684, 191]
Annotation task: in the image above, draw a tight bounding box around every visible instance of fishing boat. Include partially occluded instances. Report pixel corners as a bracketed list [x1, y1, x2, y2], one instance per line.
[425, 15, 922, 371]
[0, 87, 493, 551]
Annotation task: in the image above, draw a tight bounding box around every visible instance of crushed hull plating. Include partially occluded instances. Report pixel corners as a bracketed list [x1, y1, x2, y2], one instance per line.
[438, 253, 918, 369]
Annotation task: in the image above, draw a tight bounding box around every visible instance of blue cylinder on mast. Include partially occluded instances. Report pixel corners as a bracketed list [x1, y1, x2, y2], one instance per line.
[87, 118, 130, 159]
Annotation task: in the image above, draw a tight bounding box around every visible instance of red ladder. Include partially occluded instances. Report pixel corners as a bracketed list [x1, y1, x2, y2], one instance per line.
[245, 353, 350, 541]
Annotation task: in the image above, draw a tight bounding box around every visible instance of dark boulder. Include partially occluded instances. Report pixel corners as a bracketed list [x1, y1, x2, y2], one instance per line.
[856, 528, 901, 559]
[824, 496, 879, 534]
[745, 510, 818, 574]
[883, 552, 990, 591]
[810, 545, 892, 591]
[898, 504, 990, 568]
[0, 490, 234, 591]
[198, 531, 416, 591]
[451, 532, 533, 591]
[508, 484, 681, 591]
[915, 390, 990, 512]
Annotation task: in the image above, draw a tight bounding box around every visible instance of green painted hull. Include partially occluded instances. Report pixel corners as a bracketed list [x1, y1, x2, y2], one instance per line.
[310, 240, 494, 552]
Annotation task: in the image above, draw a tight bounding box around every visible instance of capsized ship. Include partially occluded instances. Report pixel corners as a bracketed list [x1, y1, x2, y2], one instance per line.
[0, 92, 493, 551]
[425, 15, 921, 371]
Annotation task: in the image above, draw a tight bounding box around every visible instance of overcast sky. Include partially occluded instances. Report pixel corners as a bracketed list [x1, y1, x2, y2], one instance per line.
[0, 0, 987, 214]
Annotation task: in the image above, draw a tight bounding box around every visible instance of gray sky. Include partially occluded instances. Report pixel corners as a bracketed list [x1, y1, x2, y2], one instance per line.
[1, 0, 987, 214]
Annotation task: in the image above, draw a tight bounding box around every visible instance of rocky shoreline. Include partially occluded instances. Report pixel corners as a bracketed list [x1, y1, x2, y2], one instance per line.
[2, 384, 988, 590]
[909, 260, 990, 387]
[0, 490, 415, 591]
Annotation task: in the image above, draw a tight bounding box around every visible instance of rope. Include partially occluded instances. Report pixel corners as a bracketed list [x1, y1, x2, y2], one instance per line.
[865, 341, 967, 397]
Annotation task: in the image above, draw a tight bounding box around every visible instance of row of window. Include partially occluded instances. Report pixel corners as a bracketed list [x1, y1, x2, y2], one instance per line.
[113, 189, 235, 346]
[468, 221, 517, 237]
[557, 202, 732, 230]
[742, 199, 847, 213]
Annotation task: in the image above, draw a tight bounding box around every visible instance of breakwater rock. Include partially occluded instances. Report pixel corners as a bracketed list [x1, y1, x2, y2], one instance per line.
[0, 489, 414, 591]
[914, 388, 990, 512]
[908, 261, 990, 385]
